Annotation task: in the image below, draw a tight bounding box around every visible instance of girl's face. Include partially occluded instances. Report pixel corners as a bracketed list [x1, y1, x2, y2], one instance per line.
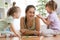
[46, 6, 52, 14]
[26, 8, 35, 20]
[14, 8, 21, 18]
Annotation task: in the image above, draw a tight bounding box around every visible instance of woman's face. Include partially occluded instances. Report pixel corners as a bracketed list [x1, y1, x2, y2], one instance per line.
[26, 8, 35, 20]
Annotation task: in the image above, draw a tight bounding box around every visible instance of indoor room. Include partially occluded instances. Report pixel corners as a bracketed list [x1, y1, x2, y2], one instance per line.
[0, 0, 60, 40]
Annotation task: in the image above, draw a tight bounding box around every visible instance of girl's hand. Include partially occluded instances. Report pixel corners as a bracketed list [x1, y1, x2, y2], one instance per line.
[15, 31, 21, 37]
[17, 33, 21, 37]
[36, 14, 43, 19]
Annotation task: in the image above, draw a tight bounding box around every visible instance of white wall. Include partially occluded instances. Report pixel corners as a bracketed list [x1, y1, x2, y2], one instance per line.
[54, 0, 60, 14]
[54, 0, 60, 8]
[11, 0, 60, 30]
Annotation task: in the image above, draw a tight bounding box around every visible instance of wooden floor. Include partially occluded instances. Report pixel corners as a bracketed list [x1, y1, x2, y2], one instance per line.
[21, 36, 40, 40]
[0, 37, 20, 40]
[0, 36, 40, 40]
[0, 35, 60, 40]
[40, 35, 60, 40]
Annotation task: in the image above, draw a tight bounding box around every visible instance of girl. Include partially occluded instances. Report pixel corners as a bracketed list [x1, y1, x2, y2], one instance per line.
[37, 0, 60, 36]
[20, 5, 40, 36]
[0, 2, 21, 37]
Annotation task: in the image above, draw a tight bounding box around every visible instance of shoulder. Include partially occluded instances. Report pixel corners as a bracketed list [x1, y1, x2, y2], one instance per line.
[6, 16, 14, 23]
[20, 17, 25, 23]
[35, 17, 40, 22]
[49, 12, 56, 19]
[20, 17, 25, 21]
[7, 16, 13, 20]
[51, 12, 57, 17]
[35, 17, 40, 20]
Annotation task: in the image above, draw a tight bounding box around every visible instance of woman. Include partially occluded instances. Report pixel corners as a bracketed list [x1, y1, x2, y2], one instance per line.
[20, 5, 40, 36]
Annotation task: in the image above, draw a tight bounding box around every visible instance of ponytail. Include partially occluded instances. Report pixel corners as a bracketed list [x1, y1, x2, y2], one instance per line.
[7, 2, 20, 16]
[13, 2, 16, 7]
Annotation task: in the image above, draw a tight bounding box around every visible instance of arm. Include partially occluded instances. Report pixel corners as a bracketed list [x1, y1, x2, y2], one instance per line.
[20, 17, 26, 33]
[10, 23, 20, 37]
[37, 15, 51, 25]
[22, 29, 38, 34]
[21, 29, 40, 36]
[41, 17, 51, 25]
[35, 17, 40, 31]
[35, 17, 40, 35]
[20, 17, 34, 34]
[7, 16, 20, 37]
[20, 17, 40, 35]
[20, 17, 25, 29]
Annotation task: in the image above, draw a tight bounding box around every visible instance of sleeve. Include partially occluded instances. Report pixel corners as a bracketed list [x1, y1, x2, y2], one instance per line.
[6, 16, 13, 24]
[49, 15, 55, 22]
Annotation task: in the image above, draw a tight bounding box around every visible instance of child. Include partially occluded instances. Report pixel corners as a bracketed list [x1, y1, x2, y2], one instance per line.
[37, 0, 60, 36]
[0, 2, 21, 37]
